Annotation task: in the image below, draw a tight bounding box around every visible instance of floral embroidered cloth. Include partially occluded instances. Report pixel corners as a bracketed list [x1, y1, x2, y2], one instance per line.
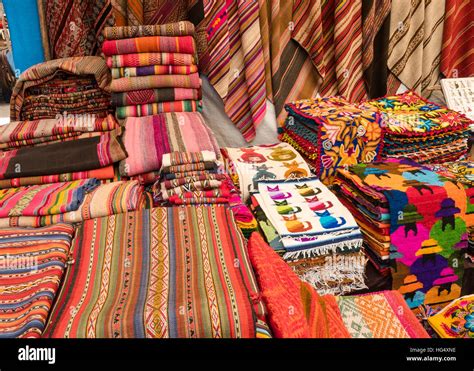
[335, 158, 474, 308]
[366, 91, 471, 164]
[279, 96, 383, 184]
[427, 295, 474, 338]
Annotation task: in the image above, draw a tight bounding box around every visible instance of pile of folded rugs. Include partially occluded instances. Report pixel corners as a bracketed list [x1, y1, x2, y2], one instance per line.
[279, 96, 384, 184]
[10, 56, 111, 121]
[0, 57, 147, 228]
[334, 158, 473, 309]
[103, 21, 202, 120]
[249, 176, 366, 295]
[366, 91, 470, 164]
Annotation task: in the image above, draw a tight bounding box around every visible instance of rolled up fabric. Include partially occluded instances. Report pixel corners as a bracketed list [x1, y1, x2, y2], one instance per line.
[106, 53, 195, 68]
[111, 88, 201, 106]
[111, 65, 198, 78]
[110, 73, 201, 92]
[115, 100, 202, 119]
[102, 36, 196, 56]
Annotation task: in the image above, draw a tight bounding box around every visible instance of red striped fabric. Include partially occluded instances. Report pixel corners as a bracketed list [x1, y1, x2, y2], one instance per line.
[440, 0, 474, 77]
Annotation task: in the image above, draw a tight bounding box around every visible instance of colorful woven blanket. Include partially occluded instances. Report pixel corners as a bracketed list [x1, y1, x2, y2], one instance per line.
[336, 291, 430, 338]
[10, 57, 111, 121]
[280, 96, 383, 184]
[427, 295, 474, 338]
[366, 91, 471, 163]
[0, 114, 119, 150]
[45, 206, 265, 338]
[111, 88, 201, 106]
[335, 159, 473, 308]
[111, 65, 198, 78]
[110, 73, 201, 92]
[0, 223, 74, 338]
[0, 130, 126, 179]
[116, 100, 202, 119]
[222, 143, 311, 202]
[119, 113, 219, 177]
[0, 179, 99, 217]
[0, 180, 145, 228]
[253, 177, 366, 295]
[102, 35, 196, 56]
[106, 53, 195, 68]
[103, 21, 195, 40]
[0, 166, 115, 189]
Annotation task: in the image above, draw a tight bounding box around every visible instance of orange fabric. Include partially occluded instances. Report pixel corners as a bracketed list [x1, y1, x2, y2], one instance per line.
[247, 232, 350, 338]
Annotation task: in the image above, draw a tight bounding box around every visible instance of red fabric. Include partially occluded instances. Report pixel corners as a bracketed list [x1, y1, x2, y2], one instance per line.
[440, 0, 474, 77]
[247, 232, 351, 338]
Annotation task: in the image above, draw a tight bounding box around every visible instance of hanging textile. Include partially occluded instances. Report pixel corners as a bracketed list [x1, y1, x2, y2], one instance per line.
[387, 0, 445, 97]
[44, 0, 114, 59]
[204, 0, 267, 142]
[361, 0, 391, 98]
[258, 0, 366, 125]
[440, 0, 474, 78]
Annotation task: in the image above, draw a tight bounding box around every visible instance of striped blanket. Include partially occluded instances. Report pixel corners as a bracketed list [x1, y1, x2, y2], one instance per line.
[102, 35, 196, 55]
[119, 112, 219, 177]
[0, 114, 119, 150]
[111, 88, 201, 106]
[0, 131, 126, 179]
[0, 166, 115, 189]
[0, 223, 74, 338]
[0, 181, 145, 228]
[106, 53, 195, 68]
[103, 21, 195, 39]
[111, 65, 198, 78]
[0, 179, 99, 217]
[116, 100, 202, 119]
[44, 206, 264, 338]
[110, 74, 201, 92]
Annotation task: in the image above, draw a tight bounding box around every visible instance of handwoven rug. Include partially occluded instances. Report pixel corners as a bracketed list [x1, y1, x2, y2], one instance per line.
[0, 223, 74, 338]
[45, 206, 265, 338]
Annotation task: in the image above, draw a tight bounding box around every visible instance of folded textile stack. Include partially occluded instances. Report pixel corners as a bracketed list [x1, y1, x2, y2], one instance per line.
[247, 232, 429, 338]
[0, 180, 147, 228]
[424, 161, 474, 267]
[0, 114, 120, 188]
[221, 143, 311, 202]
[44, 206, 270, 338]
[103, 21, 202, 119]
[0, 223, 74, 338]
[119, 112, 219, 185]
[334, 158, 473, 309]
[278, 96, 384, 184]
[251, 177, 366, 295]
[366, 91, 471, 163]
[10, 57, 112, 121]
